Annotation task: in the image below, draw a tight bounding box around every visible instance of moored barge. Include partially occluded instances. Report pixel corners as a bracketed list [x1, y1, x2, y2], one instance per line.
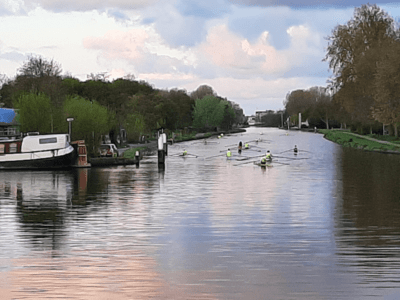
[0, 133, 75, 169]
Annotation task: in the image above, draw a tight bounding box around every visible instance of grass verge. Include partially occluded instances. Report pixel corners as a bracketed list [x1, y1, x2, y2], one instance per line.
[320, 129, 400, 153]
[122, 147, 147, 158]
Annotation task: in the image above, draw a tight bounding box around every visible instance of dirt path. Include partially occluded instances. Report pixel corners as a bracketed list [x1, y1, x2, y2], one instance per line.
[345, 132, 400, 148]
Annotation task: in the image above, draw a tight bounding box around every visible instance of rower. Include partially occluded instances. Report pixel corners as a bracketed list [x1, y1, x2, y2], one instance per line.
[183, 149, 188, 156]
[265, 150, 272, 162]
[238, 141, 243, 150]
[226, 148, 232, 158]
[260, 156, 267, 167]
[294, 145, 298, 154]
[244, 142, 249, 149]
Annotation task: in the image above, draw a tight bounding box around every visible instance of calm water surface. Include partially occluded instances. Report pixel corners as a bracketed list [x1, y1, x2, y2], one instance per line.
[1, 127, 400, 299]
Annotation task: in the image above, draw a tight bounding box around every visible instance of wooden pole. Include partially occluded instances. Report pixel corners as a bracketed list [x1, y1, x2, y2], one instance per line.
[162, 133, 168, 156]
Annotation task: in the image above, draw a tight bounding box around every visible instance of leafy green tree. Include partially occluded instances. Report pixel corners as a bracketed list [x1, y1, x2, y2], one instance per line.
[62, 77, 84, 96]
[192, 95, 225, 130]
[220, 99, 236, 130]
[0, 76, 15, 108]
[229, 100, 246, 125]
[124, 113, 146, 142]
[63, 96, 113, 156]
[129, 92, 166, 132]
[158, 89, 194, 130]
[14, 93, 52, 133]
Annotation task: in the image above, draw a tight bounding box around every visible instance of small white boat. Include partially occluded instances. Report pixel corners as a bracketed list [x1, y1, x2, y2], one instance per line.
[0, 133, 75, 169]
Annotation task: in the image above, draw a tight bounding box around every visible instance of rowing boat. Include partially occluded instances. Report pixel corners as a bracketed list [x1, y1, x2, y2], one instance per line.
[254, 161, 273, 167]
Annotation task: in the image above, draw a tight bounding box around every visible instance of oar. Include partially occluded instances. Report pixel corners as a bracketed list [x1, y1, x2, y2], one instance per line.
[170, 152, 198, 158]
[238, 154, 267, 161]
[186, 152, 200, 157]
[235, 156, 256, 161]
[273, 161, 290, 165]
[205, 153, 227, 159]
[273, 155, 310, 160]
[297, 149, 313, 153]
[169, 153, 184, 157]
[278, 149, 294, 154]
[233, 160, 259, 166]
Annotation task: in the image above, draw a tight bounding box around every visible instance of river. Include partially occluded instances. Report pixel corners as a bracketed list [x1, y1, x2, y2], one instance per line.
[1, 127, 400, 299]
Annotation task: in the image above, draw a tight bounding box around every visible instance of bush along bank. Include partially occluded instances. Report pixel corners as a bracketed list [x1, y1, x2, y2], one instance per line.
[172, 128, 246, 143]
[123, 146, 150, 158]
[320, 129, 400, 154]
[122, 128, 247, 158]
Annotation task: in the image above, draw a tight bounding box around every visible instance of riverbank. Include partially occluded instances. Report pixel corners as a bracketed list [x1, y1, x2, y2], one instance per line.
[122, 128, 247, 158]
[320, 129, 400, 154]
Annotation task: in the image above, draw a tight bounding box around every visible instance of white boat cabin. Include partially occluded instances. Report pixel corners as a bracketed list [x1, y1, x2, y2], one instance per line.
[0, 134, 71, 154]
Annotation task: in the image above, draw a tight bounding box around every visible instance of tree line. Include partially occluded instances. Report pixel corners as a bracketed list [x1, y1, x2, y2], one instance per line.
[285, 4, 400, 136]
[0, 55, 245, 155]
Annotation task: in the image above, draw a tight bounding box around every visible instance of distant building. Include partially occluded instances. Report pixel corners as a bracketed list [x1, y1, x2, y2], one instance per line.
[0, 108, 20, 138]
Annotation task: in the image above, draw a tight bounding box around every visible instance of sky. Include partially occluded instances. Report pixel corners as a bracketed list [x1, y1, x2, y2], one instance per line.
[1, 1, 400, 115]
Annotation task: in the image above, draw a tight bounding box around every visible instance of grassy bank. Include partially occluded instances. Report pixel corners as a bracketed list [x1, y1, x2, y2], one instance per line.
[122, 146, 148, 158]
[320, 129, 400, 153]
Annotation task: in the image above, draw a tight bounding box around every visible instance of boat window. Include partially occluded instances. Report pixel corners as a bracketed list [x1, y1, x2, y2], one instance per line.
[39, 137, 57, 144]
[9, 143, 17, 153]
[0, 144, 4, 154]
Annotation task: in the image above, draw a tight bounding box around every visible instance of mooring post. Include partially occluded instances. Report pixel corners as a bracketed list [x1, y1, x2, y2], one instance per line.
[299, 112, 301, 129]
[135, 150, 140, 166]
[158, 132, 165, 165]
[162, 133, 168, 156]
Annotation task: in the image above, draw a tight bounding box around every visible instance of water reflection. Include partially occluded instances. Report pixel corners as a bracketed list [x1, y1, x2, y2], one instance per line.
[1, 128, 400, 299]
[335, 148, 400, 291]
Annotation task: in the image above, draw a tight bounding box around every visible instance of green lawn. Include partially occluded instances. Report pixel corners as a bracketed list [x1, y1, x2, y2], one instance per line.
[319, 129, 400, 152]
[122, 147, 147, 158]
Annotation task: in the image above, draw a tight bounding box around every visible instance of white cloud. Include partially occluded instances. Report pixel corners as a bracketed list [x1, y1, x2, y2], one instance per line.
[83, 28, 150, 61]
[22, 0, 161, 12]
[0, 1, 343, 113]
[196, 23, 324, 78]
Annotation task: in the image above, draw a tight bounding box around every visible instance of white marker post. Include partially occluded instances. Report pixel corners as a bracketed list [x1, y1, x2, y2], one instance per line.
[158, 133, 165, 165]
[135, 150, 140, 166]
[299, 113, 301, 129]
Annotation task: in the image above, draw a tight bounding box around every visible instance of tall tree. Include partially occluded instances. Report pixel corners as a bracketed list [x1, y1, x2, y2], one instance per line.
[18, 55, 62, 77]
[309, 87, 333, 129]
[284, 89, 315, 119]
[373, 42, 400, 136]
[325, 4, 397, 130]
[219, 99, 236, 130]
[190, 85, 216, 100]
